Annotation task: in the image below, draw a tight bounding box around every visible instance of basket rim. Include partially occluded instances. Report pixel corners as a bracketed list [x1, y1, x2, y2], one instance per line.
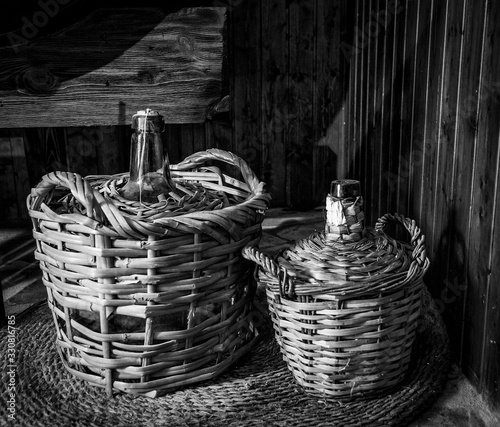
[27, 149, 272, 240]
[242, 213, 430, 298]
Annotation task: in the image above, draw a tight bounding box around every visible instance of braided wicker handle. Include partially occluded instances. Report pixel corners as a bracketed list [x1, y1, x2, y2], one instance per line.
[175, 148, 261, 193]
[242, 246, 280, 277]
[243, 213, 430, 294]
[28, 171, 104, 222]
[242, 246, 294, 298]
[374, 213, 429, 271]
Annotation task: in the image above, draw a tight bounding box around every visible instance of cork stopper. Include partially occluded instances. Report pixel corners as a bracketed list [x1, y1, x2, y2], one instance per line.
[325, 179, 365, 242]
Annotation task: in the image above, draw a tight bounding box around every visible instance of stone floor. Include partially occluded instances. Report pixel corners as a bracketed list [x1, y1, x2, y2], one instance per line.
[1, 208, 499, 426]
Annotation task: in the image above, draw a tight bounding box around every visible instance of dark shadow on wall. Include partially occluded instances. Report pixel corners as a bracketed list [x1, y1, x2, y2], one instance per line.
[429, 207, 468, 363]
[344, 0, 433, 225]
[0, 1, 216, 94]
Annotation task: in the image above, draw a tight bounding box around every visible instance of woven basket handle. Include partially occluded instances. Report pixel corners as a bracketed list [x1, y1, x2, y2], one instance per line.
[175, 148, 260, 192]
[28, 149, 268, 240]
[28, 171, 145, 239]
[242, 246, 280, 276]
[242, 246, 294, 297]
[28, 171, 104, 222]
[374, 213, 429, 270]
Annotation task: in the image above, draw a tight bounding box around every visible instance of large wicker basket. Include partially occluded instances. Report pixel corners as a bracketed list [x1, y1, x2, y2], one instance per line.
[243, 212, 429, 400]
[27, 149, 271, 397]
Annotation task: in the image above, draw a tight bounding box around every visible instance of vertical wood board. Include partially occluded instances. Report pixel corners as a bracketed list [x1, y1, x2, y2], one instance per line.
[287, 0, 315, 209]
[463, 0, 500, 387]
[261, 0, 288, 207]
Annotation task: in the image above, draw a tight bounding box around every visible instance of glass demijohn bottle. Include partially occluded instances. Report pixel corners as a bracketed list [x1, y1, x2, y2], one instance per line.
[120, 109, 175, 203]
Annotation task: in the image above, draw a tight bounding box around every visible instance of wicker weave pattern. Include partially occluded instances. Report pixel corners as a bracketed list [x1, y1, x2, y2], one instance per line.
[325, 195, 365, 241]
[28, 149, 271, 397]
[243, 213, 429, 399]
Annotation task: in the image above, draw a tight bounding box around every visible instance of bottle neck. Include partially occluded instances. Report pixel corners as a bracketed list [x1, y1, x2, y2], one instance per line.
[129, 130, 167, 182]
[120, 109, 174, 203]
[325, 180, 365, 242]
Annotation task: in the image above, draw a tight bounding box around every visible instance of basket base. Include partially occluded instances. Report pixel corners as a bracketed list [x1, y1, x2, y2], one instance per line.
[56, 318, 261, 397]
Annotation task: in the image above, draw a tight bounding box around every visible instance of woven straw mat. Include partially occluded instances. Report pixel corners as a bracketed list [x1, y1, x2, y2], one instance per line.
[0, 285, 449, 427]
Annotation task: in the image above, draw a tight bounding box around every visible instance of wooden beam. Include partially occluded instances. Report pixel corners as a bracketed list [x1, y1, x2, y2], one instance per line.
[0, 7, 226, 128]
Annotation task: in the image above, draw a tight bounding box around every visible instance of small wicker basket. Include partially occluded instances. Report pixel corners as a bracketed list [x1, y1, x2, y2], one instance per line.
[27, 149, 271, 397]
[243, 180, 429, 400]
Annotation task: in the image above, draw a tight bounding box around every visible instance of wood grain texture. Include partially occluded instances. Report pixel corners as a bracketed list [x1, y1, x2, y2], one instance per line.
[447, 0, 487, 367]
[231, 0, 262, 185]
[0, 7, 226, 127]
[419, 0, 447, 257]
[8, 131, 31, 220]
[345, 0, 362, 191]
[340, 0, 354, 179]
[377, 0, 392, 219]
[22, 127, 67, 185]
[346, 0, 362, 183]
[463, 0, 500, 391]
[357, 0, 369, 201]
[343, 0, 500, 410]
[95, 126, 130, 175]
[408, 0, 432, 225]
[387, 0, 406, 219]
[0, 137, 19, 220]
[360, 0, 380, 224]
[397, 0, 419, 218]
[429, 0, 465, 352]
[205, 120, 232, 153]
[287, 0, 315, 209]
[261, 0, 288, 207]
[313, 0, 342, 203]
[64, 127, 98, 176]
[164, 124, 183, 165]
[484, 145, 500, 407]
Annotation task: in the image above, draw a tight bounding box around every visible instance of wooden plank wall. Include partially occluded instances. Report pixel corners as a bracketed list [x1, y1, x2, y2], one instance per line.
[0, 0, 349, 215]
[0, 130, 31, 222]
[343, 0, 500, 410]
[229, 0, 347, 208]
